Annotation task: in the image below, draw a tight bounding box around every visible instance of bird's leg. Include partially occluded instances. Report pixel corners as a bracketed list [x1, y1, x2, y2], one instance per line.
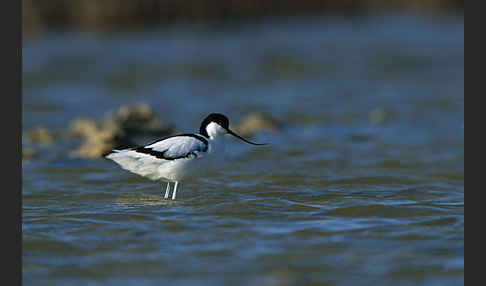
[172, 181, 179, 200]
[164, 182, 171, 199]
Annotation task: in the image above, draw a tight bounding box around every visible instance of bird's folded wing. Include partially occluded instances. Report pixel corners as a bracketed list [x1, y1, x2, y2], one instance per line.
[137, 135, 208, 160]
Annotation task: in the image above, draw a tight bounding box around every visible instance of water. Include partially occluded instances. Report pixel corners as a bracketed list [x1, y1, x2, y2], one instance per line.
[22, 14, 464, 286]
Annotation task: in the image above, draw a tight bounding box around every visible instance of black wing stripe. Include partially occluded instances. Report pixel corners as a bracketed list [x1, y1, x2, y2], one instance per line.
[134, 147, 202, 160]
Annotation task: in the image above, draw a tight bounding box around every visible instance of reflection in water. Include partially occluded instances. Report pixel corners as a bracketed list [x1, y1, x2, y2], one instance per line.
[114, 193, 179, 208]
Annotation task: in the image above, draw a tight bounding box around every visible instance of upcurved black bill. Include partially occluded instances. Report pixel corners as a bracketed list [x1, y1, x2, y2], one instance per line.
[227, 129, 268, 146]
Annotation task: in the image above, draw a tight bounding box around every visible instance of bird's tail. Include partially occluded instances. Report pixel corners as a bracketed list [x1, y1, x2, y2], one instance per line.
[105, 148, 163, 180]
[105, 148, 134, 160]
[105, 149, 121, 159]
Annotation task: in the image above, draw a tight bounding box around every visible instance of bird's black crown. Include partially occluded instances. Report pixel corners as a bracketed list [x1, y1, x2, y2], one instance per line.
[200, 113, 229, 136]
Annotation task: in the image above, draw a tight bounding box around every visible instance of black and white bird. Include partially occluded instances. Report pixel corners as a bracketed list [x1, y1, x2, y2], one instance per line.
[106, 113, 267, 200]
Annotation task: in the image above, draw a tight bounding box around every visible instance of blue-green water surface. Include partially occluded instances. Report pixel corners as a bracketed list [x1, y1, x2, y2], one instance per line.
[22, 14, 464, 286]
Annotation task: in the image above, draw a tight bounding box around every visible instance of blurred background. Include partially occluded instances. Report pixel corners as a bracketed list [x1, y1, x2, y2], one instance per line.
[22, 1, 464, 286]
[23, 0, 463, 35]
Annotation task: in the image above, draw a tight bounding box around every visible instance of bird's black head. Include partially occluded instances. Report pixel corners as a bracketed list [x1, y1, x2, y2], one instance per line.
[199, 113, 229, 136]
[199, 113, 268, 146]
